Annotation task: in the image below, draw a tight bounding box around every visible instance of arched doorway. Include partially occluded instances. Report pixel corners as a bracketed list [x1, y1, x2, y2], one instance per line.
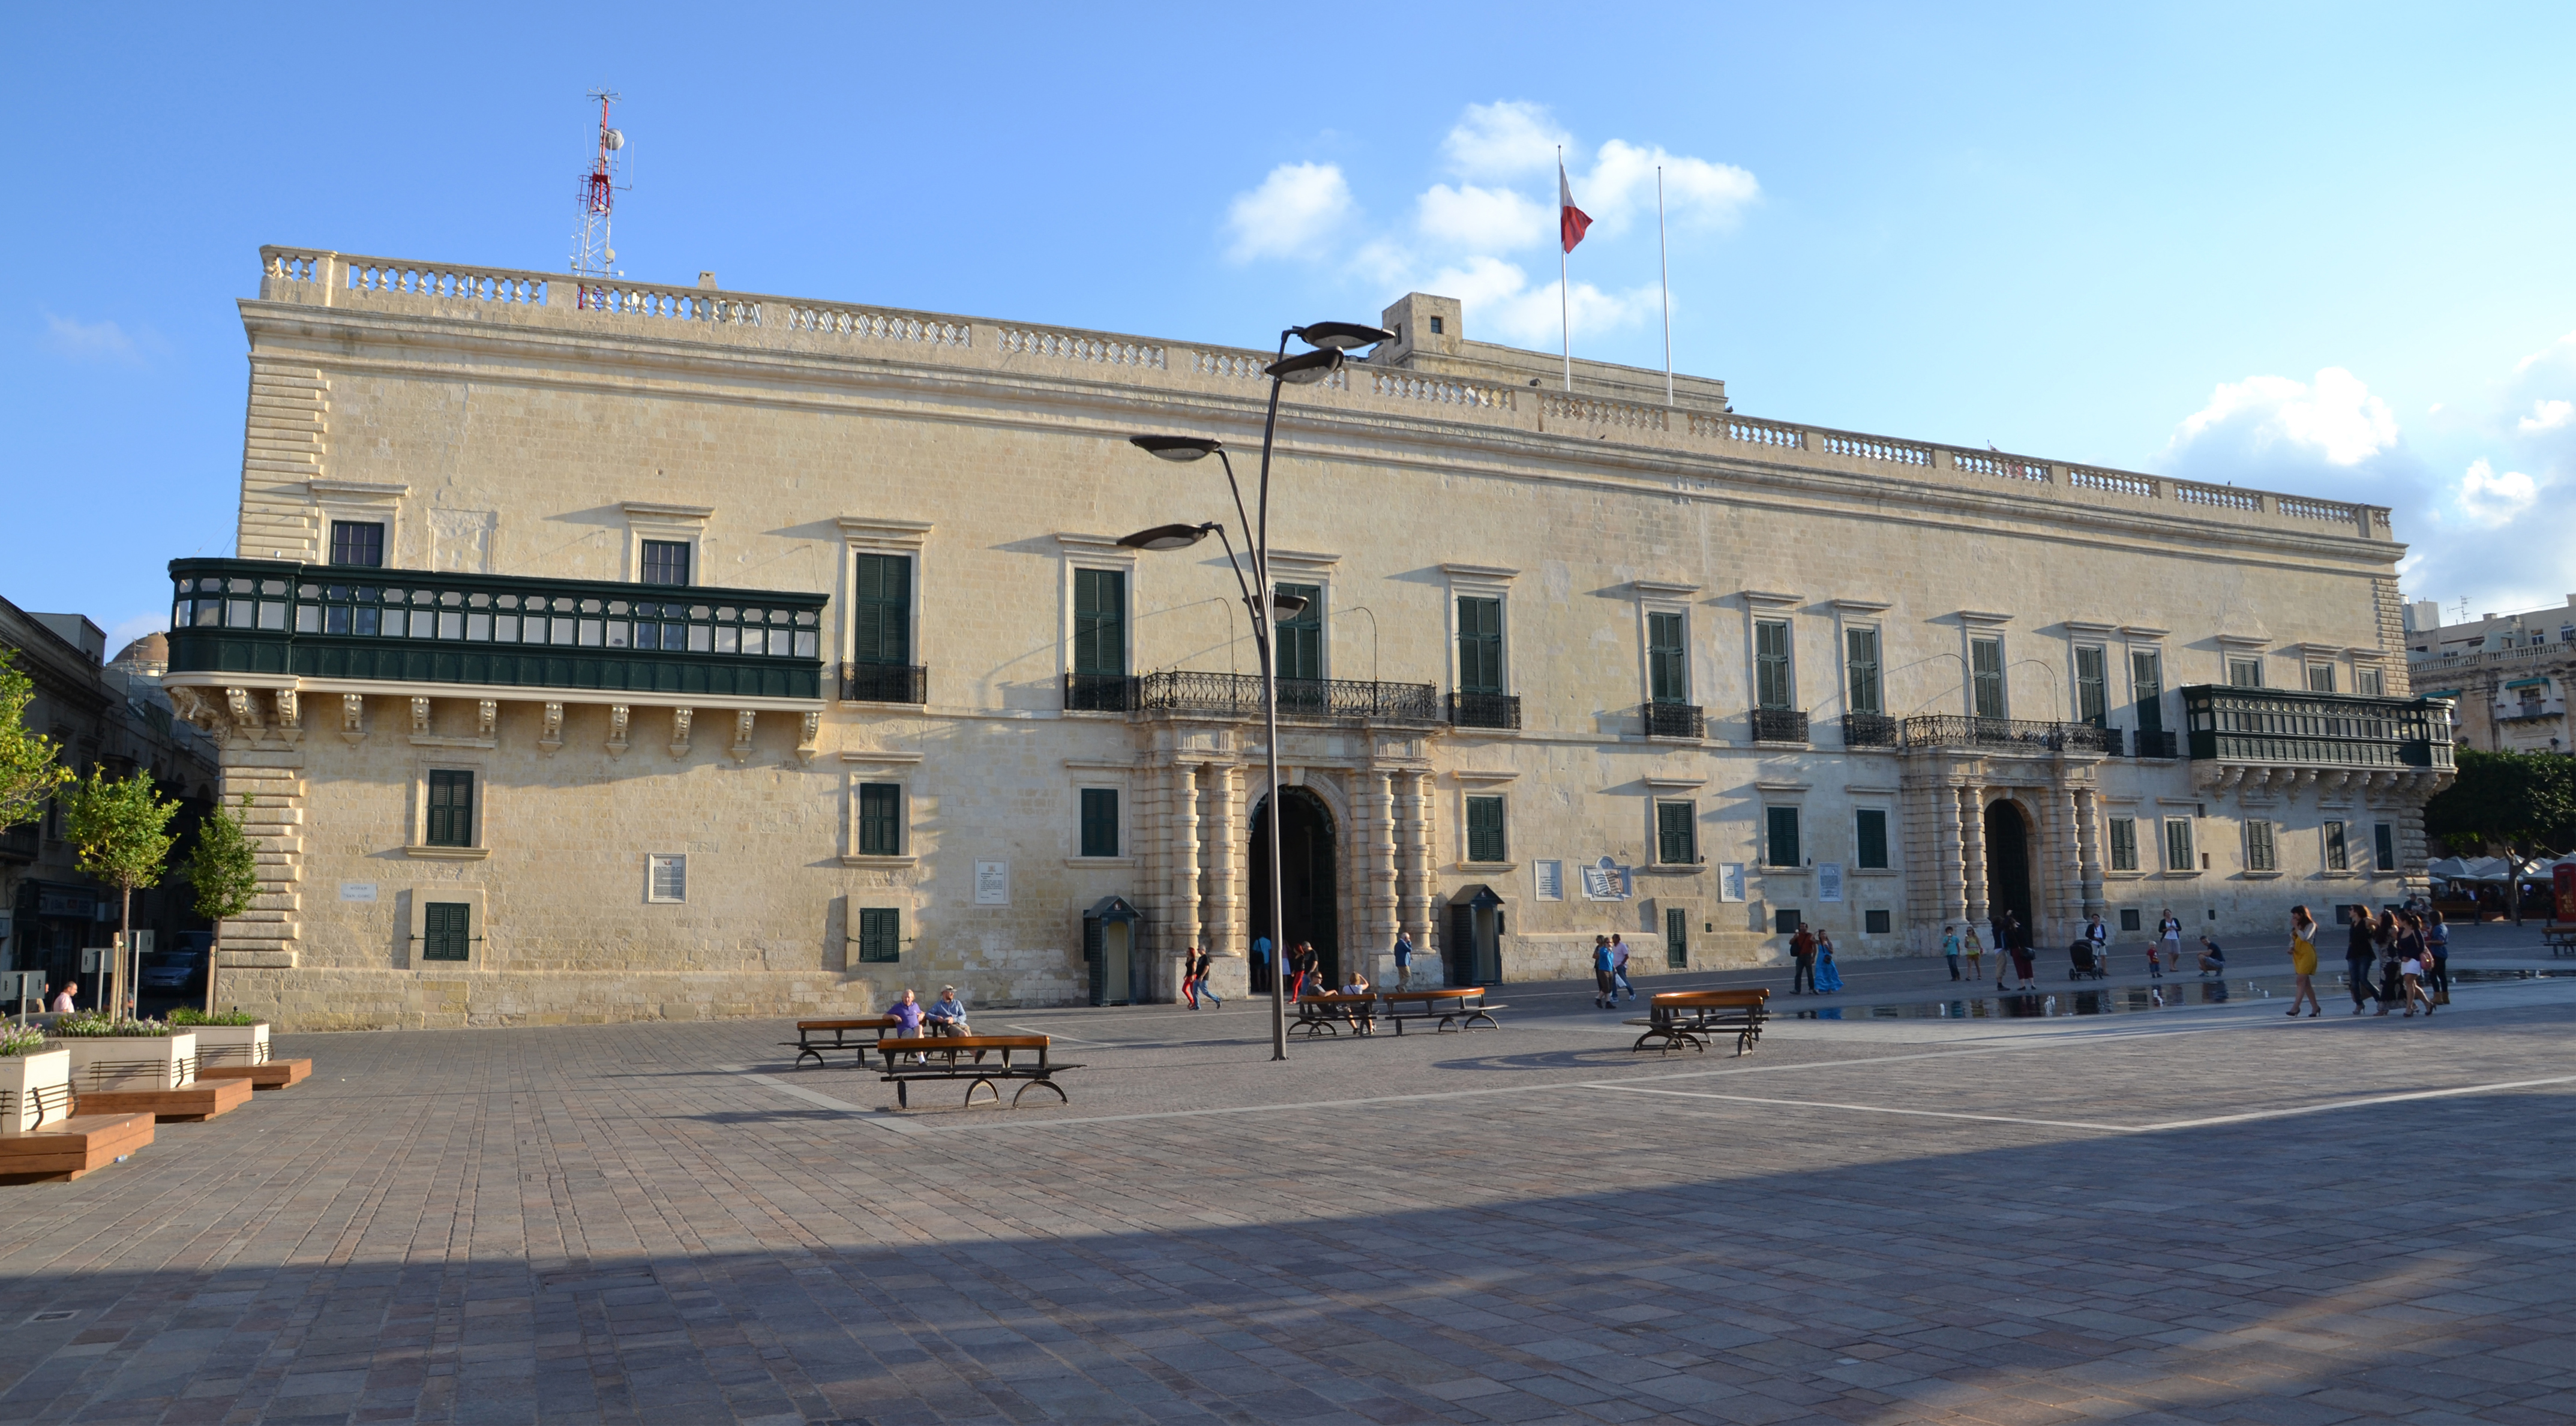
[1982, 798, 2035, 941]
[1250, 787, 1338, 992]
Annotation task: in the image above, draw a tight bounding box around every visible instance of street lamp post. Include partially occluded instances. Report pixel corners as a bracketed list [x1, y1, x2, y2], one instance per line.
[1120, 320, 1391, 1062]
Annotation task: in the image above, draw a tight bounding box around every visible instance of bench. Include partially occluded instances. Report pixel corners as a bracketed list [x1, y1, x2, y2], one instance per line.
[1378, 989, 1504, 1034]
[1291, 992, 1380, 1037]
[2545, 923, 2576, 957]
[1629, 989, 1769, 1056]
[783, 1016, 898, 1068]
[873, 1035, 1078, 1109]
[0, 1112, 155, 1185]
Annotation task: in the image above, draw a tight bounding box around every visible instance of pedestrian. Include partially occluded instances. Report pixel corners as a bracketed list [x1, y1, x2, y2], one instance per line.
[2005, 914, 2037, 990]
[2344, 905, 2379, 1014]
[1611, 933, 1636, 1002]
[1591, 935, 1617, 1008]
[1292, 943, 1319, 1001]
[887, 988, 927, 1061]
[49, 981, 76, 1013]
[2196, 935, 2227, 977]
[1252, 933, 1273, 993]
[1813, 931, 1844, 993]
[1392, 928, 1417, 990]
[2082, 913, 2109, 974]
[2373, 911, 2402, 1014]
[2425, 909, 2450, 1004]
[1963, 922, 1985, 981]
[1942, 923, 1963, 981]
[2399, 921, 2437, 1017]
[925, 986, 970, 1037]
[1789, 920, 1818, 995]
[1179, 948, 1202, 1008]
[2155, 908, 2182, 977]
[2286, 906, 2322, 1017]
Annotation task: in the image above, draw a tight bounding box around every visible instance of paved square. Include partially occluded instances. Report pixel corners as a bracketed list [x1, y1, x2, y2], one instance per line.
[5, 930, 2574, 1425]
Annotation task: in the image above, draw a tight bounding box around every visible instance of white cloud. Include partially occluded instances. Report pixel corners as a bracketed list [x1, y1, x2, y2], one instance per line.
[1415, 182, 1553, 251]
[1578, 139, 1761, 239]
[1417, 256, 1660, 346]
[2165, 367, 2401, 471]
[2457, 458, 2540, 527]
[1223, 163, 1354, 264]
[2518, 398, 2573, 434]
[1441, 101, 1569, 179]
[44, 313, 160, 367]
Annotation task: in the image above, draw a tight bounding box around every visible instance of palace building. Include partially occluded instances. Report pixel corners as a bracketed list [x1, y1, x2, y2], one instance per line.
[161, 248, 2453, 1028]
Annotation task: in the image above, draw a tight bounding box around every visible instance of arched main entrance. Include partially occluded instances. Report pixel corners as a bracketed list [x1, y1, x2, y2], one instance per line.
[1982, 798, 2035, 941]
[1249, 787, 1338, 993]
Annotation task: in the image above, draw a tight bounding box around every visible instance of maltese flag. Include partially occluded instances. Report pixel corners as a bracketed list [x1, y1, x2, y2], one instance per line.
[1559, 160, 1594, 253]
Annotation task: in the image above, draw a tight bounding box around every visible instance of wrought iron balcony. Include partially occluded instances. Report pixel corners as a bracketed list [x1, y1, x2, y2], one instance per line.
[1448, 691, 1522, 730]
[1842, 712, 1899, 748]
[2133, 729, 2180, 759]
[1063, 673, 1133, 713]
[1124, 670, 1441, 726]
[841, 662, 928, 704]
[2180, 686, 2453, 770]
[1749, 707, 1810, 744]
[1899, 716, 2121, 755]
[1642, 701, 1707, 740]
[165, 559, 827, 700]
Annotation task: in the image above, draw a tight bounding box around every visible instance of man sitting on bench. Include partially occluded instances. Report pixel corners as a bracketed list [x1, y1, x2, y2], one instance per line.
[887, 989, 927, 1061]
[923, 986, 970, 1038]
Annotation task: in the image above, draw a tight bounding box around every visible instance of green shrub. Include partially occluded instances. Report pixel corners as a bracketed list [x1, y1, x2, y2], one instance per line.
[47, 1011, 172, 1038]
[0, 1025, 46, 1056]
[167, 1007, 261, 1027]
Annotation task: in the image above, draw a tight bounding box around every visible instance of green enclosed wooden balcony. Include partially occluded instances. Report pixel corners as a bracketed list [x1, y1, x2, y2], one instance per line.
[165, 559, 828, 700]
[2179, 685, 2452, 770]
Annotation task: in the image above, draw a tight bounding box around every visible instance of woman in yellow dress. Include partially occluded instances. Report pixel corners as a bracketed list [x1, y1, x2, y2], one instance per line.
[2286, 905, 2322, 1018]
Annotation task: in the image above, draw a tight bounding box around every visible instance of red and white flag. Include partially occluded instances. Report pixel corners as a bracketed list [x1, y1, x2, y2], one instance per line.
[1559, 160, 1593, 253]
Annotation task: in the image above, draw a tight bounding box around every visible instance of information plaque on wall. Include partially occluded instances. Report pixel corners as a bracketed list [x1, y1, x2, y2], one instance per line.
[974, 861, 1010, 906]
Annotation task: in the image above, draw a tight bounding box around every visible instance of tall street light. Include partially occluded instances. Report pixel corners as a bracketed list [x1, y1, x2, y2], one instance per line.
[1120, 320, 1392, 1061]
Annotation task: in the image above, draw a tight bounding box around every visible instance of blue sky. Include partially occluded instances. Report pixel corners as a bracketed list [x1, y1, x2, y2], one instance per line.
[8, 3, 2575, 653]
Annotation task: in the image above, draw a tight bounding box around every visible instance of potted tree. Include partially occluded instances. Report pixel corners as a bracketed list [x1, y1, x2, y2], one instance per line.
[47, 1011, 245, 1121]
[61, 766, 181, 1020]
[184, 792, 260, 1015]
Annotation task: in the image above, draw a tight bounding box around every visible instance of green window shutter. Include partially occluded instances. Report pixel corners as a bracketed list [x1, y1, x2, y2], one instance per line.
[2131, 650, 2164, 731]
[1664, 906, 1689, 969]
[2323, 820, 2348, 872]
[2165, 817, 2194, 870]
[851, 553, 912, 665]
[2373, 822, 2395, 872]
[1073, 569, 1126, 676]
[1465, 795, 1506, 863]
[1657, 802, 1696, 864]
[1765, 806, 1801, 867]
[1080, 788, 1120, 857]
[857, 906, 901, 963]
[1971, 638, 2005, 719]
[1276, 584, 1323, 682]
[1648, 611, 1687, 703]
[1755, 620, 1793, 710]
[2109, 817, 2138, 872]
[2246, 819, 2277, 872]
[421, 902, 472, 962]
[1844, 627, 1881, 715]
[1854, 809, 1888, 869]
[2075, 646, 2107, 725]
[857, 783, 902, 857]
[426, 770, 473, 848]
[1457, 597, 1503, 695]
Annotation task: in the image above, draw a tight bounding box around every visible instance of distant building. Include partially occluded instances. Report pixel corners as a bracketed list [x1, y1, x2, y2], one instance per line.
[2407, 596, 2576, 755]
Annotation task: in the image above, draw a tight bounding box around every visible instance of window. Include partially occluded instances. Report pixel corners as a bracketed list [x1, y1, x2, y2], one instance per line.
[1648, 611, 1688, 703]
[639, 539, 692, 587]
[1657, 802, 1698, 864]
[857, 783, 903, 857]
[1765, 806, 1801, 867]
[2131, 649, 2164, 731]
[851, 553, 912, 665]
[1864, 908, 1892, 935]
[2108, 816, 2139, 872]
[2075, 646, 2107, 725]
[2323, 819, 2349, 872]
[329, 520, 385, 569]
[1079, 788, 1120, 858]
[1774, 908, 1801, 935]
[2355, 666, 2385, 697]
[1755, 619, 1794, 710]
[425, 770, 473, 848]
[1854, 809, 1888, 869]
[1845, 628, 1881, 716]
[1970, 637, 2005, 718]
[647, 854, 687, 903]
[2163, 817, 2194, 872]
[2307, 663, 2337, 694]
[856, 906, 901, 962]
[1073, 568, 1126, 676]
[2246, 820, 2278, 872]
[421, 902, 472, 961]
[2119, 908, 2142, 932]
[2373, 822, 2397, 873]
[1429, 316, 1444, 335]
[1275, 583, 1323, 681]
[1665, 906, 1689, 969]
[2227, 657, 2263, 688]
[1466, 794, 1507, 863]
[1457, 596, 1503, 695]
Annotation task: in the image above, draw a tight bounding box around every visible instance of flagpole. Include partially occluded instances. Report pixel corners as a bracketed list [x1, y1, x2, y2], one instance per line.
[1658, 165, 1672, 406]
[1560, 146, 1572, 392]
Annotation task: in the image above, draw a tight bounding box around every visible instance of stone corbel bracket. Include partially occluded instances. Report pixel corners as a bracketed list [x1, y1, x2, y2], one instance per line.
[166, 685, 224, 743]
[409, 697, 431, 737]
[340, 693, 366, 746]
[606, 704, 631, 758]
[669, 707, 694, 760]
[225, 688, 263, 744]
[729, 709, 758, 762]
[796, 710, 821, 764]
[538, 702, 565, 756]
[477, 700, 498, 742]
[273, 689, 302, 742]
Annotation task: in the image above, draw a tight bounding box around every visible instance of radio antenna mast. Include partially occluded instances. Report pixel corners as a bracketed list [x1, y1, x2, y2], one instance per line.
[569, 90, 629, 307]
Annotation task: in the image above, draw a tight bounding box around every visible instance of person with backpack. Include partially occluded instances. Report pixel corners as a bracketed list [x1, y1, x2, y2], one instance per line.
[1788, 921, 1818, 995]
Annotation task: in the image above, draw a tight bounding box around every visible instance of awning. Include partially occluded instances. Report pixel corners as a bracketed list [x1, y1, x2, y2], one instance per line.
[1085, 895, 1143, 924]
[1449, 884, 1506, 910]
[2505, 677, 2550, 691]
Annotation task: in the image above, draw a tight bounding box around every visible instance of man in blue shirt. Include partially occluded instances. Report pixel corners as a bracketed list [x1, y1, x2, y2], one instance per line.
[1253, 935, 1273, 993]
[1592, 935, 1617, 1008]
[1392, 930, 1416, 989]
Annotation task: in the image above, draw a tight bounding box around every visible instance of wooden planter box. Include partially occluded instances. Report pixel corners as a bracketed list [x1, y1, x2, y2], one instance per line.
[191, 1023, 269, 1067]
[1, 1049, 73, 1134]
[61, 1032, 198, 1094]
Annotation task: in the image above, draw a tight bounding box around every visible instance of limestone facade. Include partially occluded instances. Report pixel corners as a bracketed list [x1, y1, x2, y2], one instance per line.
[162, 248, 2449, 1028]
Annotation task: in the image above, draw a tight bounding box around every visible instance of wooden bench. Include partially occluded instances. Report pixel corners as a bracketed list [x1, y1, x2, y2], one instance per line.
[2545, 923, 2576, 957]
[1629, 989, 1769, 1056]
[1378, 989, 1504, 1034]
[0, 1112, 155, 1185]
[1291, 992, 1380, 1037]
[873, 1035, 1078, 1109]
[200, 1058, 314, 1091]
[76, 1078, 254, 1122]
[783, 1016, 898, 1068]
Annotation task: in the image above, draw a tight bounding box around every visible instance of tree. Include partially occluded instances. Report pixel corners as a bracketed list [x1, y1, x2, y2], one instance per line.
[0, 649, 72, 833]
[2423, 749, 2576, 857]
[184, 794, 260, 1013]
[62, 768, 181, 1020]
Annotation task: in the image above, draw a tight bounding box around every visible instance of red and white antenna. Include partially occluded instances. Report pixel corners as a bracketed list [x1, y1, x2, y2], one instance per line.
[569, 90, 629, 303]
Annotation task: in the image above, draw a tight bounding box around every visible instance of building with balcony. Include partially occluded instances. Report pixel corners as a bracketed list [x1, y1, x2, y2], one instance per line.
[162, 247, 2449, 1027]
[2406, 595, 2576, 755]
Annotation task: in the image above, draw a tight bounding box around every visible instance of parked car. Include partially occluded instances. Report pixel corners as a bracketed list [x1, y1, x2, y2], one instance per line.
[139, 950, 206, 993]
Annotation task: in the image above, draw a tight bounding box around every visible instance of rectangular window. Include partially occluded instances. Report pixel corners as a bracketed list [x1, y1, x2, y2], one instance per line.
[425, 770, 473, 848]
[1466, 794, 1507, 864]
[639, 539, 691, 587]
[2109, 816, 2139, 872]
[857, 906, 901, 962]
[2373, 822, 2396, 872]
[2227, 656, 2263, 688]
[1079, 788, 1120, 858]
[1774, 908, 1801, 935]
[329, 520, 385, 569]
[1854, 809, 1888, 869]
[1755, 619, 1794, 710]
[2247, 819, 2278, 872]
[2356, 666, 2385, 697]
[421, 902, 472, 962]
[2307, 663, 2337, 694]
[2075, 645, 2108, 725]
[1844, 627, 1881, 716]
[1073, 568, 1126, 676]
[1665, 906, 1689, 969]
[2131, 649, 2164, 731]
[1765, 806, 1801, 867]
[2163, 817, 2194, 872]
[851, 553, 912, 665]
[1970, 637, 2005, 718]
[2120, 908, 2142, 932]
[1275, 583, 1323, 682]
[1648, 611, 1688, 703]
[1656, 802, 1697, 865]
[1457, 596, 1503, 695]
[857, 783, 903, 857]
[1864, 908, 1892, 935]
[648, 854, 686, 903]
[2323, 819, 2349, 872]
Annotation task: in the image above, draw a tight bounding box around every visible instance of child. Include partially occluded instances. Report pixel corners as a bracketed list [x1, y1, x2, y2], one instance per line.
[1964, 924, 1984, 981]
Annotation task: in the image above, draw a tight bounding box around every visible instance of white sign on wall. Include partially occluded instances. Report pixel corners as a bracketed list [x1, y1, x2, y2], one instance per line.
[1580, 856, 1632, 902]
[1719, 864, 1747, 902]
[1818, 862, 1845, 903]
[340, 882, 379, 903]
[974, 861, 1010, 906]
[1533, 860, 1564, 902]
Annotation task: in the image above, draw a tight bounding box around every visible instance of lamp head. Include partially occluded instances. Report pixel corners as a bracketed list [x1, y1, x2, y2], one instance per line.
[1265, 347, 1345, 386]
[1270, 592, 1310, 619]
[1117, 522, 1217, 552]
[1293, 320, 1395, 352]
[1129, 434, 1222, 462]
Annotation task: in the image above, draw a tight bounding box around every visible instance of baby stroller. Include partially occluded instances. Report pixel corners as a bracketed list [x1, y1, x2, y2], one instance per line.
[2068, 939, 2107, 980]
